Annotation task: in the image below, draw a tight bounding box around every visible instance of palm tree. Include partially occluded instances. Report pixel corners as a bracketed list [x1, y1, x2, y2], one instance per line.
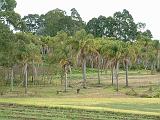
[73, 29, 97, 88]
[121, 42, 136, 87]
[108, 41, 122, 91]
[147, 41, 157, 74]
[60, 59, 71, 92]
[92, 39, 101, 84]
[100, 40, 111, 84]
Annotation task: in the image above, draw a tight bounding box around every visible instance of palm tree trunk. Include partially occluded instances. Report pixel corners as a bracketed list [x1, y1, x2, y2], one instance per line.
[157, 50, 160, 70]
[157, 57, 160, 70]
[32, 60, 37, 85]
[41, 62, 45, 86]
[31, 60, 34, 84]
[68, 65, 72, 87]
[60, 74, 63, 85]
[98, 56, 101, 84]
[10, 67, 14, 92]
[34, 63, 37, 84]
[20, 66, 24, 86]
[125, 61, 128, 87]
[82, 58, 87, 88]
[4, 67, 7, 82]
[116, 61, 119, 92]
[111, 67, 114, 86]
[64, 65, 68, 92]
[100, 58, 103, 75]
[91, 59, 94, 69]
[151, 63, 154, 75]
[3, 67, 7, 85]
[24, 63, 28, 94]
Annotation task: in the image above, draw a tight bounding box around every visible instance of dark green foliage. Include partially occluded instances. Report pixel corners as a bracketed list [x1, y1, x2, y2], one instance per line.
[0, 22, 16, 67]
[113, 9, 137, 41]
[0, 0, 17, 11]
[0, 0, 22, 30]
[22, 14, 43, 33]
[39, 8, 84, 37]
[86, 9, 139, 41]
[86, 17, 99, 37]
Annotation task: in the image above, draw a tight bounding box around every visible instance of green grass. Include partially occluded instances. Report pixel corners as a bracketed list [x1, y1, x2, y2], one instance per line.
[0, 69, 160, 119]
[0, 98, 160, 120]
[0, 98, 160, 115]
[0, 104, 159, 120]
[0, 82, 160, 98]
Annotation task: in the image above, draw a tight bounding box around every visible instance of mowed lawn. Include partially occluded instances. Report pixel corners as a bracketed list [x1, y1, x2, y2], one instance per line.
[0, 98, 160, 120]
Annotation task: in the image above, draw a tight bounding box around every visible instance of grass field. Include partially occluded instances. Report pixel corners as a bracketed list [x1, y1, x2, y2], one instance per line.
[0, 70, 160, 119]
[0, 98, 160, 120]
[0, 69, 160, 98]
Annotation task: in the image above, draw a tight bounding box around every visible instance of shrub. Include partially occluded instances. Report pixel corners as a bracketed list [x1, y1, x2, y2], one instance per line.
[156, 68, 160, 72]
[139, 93, 152, 98]
[153, 91, 160, 98]
[125, 88, 137, 96]
[148, 86, 153, 92]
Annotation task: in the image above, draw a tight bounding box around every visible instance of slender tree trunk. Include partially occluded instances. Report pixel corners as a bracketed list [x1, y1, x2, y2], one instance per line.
[105, 63, 108, 75]
[151, 63, 154, 75]
[111, 67, 114, 86]
[10, 67, 14, 92]
[60, 74, 63, 85]
[20, 66, 24, 86]
[98, 56, 101, 84]
[34, 63, 37, 85]
[24, 63, 28, 94]
[154, 62, 156, 72]
[100, 58, 103, 75]
[116, 61, 119, 92]
[125, 61, 128, 87]
[31, 60, 34, 83]
[144, 60, 148, 70]
[22, 66, 26, 87]
[157, 50, 160, 70]
[91, 59, 94, 69]
[68, 65, 72, 87]
[3, 67, 6, 85]
[32, 60, 37, 85]
[82, 58, 87, 88]
[49, 76, 52, 84]
[4, 68, 8, 85]
[41, 63, 45, 86]
[157, 57, 160, 70]
[64, 65, 68, 92]
[98, 67, 100, 84]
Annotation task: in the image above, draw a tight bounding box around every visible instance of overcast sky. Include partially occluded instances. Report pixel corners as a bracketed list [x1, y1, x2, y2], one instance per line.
[15, 0, 160, 39]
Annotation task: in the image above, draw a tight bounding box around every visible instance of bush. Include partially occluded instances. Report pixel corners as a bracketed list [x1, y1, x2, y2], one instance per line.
[130, 64, 145, 70]
[156, 68, 160, 72]
[139, 93, 152, 98]
[148, 86, 153, 92]
[153, 91, 160, 98]
[125, 88, 137, 96]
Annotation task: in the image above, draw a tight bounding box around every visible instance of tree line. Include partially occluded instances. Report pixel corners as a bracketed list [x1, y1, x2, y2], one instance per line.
[0, 0, 159, 93]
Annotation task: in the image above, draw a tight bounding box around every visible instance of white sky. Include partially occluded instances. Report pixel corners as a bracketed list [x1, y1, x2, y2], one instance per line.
[15, 0, 160, 39]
